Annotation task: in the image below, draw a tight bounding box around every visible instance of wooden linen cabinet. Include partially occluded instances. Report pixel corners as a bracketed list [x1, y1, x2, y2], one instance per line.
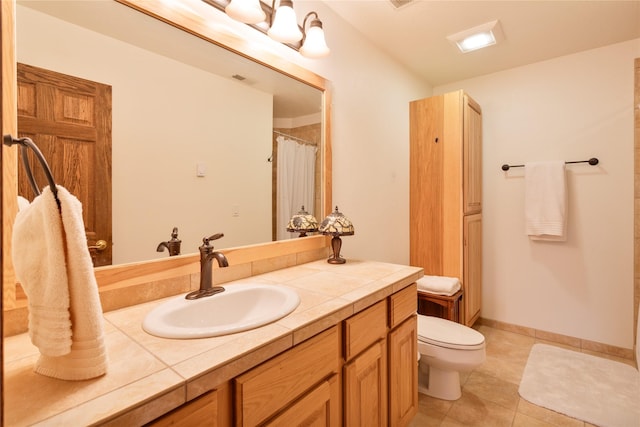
[410, 90, 483, 326]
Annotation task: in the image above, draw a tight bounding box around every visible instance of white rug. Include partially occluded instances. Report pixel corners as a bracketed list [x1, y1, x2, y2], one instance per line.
[519, 344, 640, 427]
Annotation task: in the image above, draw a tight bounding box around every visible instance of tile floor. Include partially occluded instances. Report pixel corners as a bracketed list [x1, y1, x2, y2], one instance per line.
[408, 323, 637, 427]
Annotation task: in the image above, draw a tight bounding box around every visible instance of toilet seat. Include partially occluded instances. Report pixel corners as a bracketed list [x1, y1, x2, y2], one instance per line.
[417, 315, 485, 350]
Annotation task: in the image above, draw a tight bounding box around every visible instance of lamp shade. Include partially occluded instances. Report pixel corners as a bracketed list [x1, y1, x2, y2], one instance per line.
[225, 0, 266, 24]
[267, 0, 302, 43]
[319, 206, 354, 236]
[286, 205, 318, 237]
[300, 18, 330, 58]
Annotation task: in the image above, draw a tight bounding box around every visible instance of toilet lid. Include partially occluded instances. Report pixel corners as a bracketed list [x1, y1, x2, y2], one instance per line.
[417, 315, 485, 350]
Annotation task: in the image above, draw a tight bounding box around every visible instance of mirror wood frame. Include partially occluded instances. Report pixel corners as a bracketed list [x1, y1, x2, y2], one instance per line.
[1, 0, 332, 317]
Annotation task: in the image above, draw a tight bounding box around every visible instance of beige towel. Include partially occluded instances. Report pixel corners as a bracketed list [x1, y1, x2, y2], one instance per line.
[525, 161, 567, 242]
[417, 275, 461, 296]
[17, 195, 30, 211]
[13, 186, 108, 380]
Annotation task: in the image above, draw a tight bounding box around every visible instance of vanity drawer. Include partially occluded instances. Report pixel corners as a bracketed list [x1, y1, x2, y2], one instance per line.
[235, 325, 340, 426]
[389, 283, 417, 329]
[344, 300, 388, 360]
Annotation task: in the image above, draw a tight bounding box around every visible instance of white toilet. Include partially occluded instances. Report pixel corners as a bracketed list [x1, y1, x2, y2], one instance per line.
[417, 315, 486, 400]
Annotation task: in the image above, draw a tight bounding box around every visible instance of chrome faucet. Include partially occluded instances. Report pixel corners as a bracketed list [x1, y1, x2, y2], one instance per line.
[156, 227, 182, 256]
[186, 233, 229, 300]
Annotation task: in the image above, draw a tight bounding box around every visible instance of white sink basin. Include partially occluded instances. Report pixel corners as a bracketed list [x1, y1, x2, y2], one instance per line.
[142, 283, 300, 339]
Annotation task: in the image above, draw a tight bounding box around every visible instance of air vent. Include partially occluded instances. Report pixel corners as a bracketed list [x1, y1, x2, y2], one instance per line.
[389, 0, 413, 9]
[232, 74, 247, 81]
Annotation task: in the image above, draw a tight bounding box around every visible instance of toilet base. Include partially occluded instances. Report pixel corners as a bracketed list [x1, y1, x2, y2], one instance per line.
[418, 362, 462, 401]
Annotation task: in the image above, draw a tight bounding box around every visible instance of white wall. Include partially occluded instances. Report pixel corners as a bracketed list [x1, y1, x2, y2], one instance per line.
[284, 3, 638, 349]
[435, 39, 639, 349]
[18, 6, 273, 264]
[283, 1, 434, 264]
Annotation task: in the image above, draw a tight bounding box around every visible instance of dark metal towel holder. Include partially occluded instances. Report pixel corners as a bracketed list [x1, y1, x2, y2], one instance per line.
[501, 157, 599, 171]
[3, 134, 59, 204]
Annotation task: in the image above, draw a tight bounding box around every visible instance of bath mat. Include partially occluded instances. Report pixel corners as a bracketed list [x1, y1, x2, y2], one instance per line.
[519, 344, 639, 427]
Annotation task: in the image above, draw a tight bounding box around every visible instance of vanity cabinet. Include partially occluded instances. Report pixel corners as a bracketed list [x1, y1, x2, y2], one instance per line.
[149, 284, 418, 427]
[410, 90, 483, 326]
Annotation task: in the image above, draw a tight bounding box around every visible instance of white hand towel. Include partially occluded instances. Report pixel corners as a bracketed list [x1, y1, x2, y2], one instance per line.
[17, 195, 30, 211]
[525, 161, 567, 241]
[13, 186, 108, 380]
[13, 187, 71, 356]
[417, 275, 461, 296]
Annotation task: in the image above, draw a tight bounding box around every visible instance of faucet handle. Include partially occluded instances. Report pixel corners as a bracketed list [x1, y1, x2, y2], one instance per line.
[202, 233, 224, 246]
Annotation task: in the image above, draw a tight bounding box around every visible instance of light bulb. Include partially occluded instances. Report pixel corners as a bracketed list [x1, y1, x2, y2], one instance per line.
[267, 1, 302, 44]
[225, 0, 266, 24]
[300, 19, 329, 58]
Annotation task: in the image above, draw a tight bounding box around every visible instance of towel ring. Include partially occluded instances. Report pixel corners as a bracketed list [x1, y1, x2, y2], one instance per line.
[3, 134, 60, 206]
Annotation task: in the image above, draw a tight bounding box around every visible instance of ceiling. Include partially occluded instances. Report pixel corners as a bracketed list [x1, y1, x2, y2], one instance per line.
[322, 0, 640, 86]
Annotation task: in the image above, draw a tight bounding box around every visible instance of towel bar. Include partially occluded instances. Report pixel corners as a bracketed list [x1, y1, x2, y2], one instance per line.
[501, 157, 599, 171]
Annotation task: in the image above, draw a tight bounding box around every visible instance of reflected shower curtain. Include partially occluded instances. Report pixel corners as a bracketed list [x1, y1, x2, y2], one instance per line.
[276, 136, 317, 240]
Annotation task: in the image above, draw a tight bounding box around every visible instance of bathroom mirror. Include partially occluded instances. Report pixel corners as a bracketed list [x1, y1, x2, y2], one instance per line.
[14, 0, 325, 266]
[2, 0, 331, 313]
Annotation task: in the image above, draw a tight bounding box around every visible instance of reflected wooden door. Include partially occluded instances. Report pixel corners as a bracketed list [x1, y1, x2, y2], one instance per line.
[17, 63, 112, 266]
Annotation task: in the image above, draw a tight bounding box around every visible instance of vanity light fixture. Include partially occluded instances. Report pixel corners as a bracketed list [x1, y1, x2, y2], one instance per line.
[446, 20, 504, 53]
[319, 206, 354, 264]
[205, 0, 330, 58]
[286, 205, 319, 237]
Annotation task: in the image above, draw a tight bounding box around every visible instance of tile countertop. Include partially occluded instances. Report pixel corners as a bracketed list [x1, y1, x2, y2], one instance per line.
[4, 259, 423, 426]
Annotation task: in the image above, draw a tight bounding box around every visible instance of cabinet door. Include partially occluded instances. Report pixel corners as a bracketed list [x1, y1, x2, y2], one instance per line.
[344, 339, 388, 427]
[464, 214, 482, 326]
[409, 95, 445, 273]
[150, 389, 220, 427]
[463, 95, 482, 215]
[388, 316, 418, 427]
[235, 326, 340, 426]
[265, 374, 340, 427]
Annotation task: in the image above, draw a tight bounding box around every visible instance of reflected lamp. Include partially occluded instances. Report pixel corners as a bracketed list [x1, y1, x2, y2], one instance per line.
[286, 205, 319, 237]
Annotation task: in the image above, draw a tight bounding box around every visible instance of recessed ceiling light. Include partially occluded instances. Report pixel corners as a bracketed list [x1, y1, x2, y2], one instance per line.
[447, 20, 504, 53]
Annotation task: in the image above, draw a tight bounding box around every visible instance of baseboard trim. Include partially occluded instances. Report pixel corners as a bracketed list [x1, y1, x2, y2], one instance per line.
[478, 317, 635, 362]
